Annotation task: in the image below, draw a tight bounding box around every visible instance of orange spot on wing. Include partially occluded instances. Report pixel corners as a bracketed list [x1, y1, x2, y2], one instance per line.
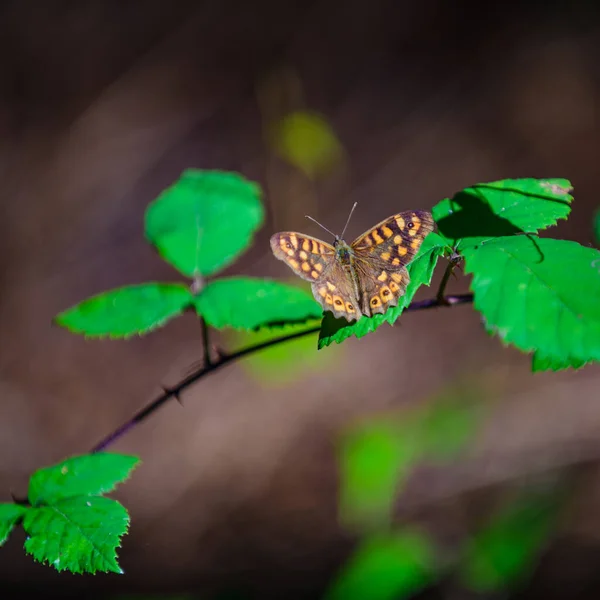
[290, 234, 298, 249]
[314, 263, 323, 272]
[380, 286, 392, 302]
[396, 216, 406, 230]
[389, 281, 400, 292]
[311, 240, 319, 254]
[370, 296, 382, 308]
[397, 245, 408, 256]
[325, 294, 333, 305]
[301, 262, 311, 272]
[326, 281, 336, 291]
[289, 258, 300, 269]
[311, 270, 319, 278]
[299, 250, 308, 260]
[332, 296, 345, 310]
[391, 273, 403, 283]
[381, 252, 391, 261]
[318, 287, 327, 297]
[391, 258, 401, 266]
[303, 239, 311, 251]
[377, 271, 388, 282]
[381, 226, 393, 238]
[372, 230, 384, 244]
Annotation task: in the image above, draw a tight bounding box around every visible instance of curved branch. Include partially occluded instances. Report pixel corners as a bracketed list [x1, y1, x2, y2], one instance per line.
[90, 292, 473, 453]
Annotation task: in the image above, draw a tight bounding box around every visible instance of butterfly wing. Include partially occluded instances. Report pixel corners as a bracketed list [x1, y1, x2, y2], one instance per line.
[350, 210, 434, 316]
[270, 232, 362, 320]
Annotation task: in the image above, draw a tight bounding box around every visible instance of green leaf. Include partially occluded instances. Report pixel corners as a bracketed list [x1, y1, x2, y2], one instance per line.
[463, 236, 600, 371]
[194, 277, 322, 330]
[29, 454, 140, 506]
[270, 110, 344, 179]
[318, 232, 446, 349]
[226, 320, 336, 387]
[55, 283, 192, 338]
[338, 419, 421, 530]
[338, 392, 482, 530]
[0, 504, 28, 546]
[459, 487, 564, 592]
[144, 170, 264, 278]
[325, 531, 436, 600]
[433, 178, 573, 250]
[23, 496, 129, 574]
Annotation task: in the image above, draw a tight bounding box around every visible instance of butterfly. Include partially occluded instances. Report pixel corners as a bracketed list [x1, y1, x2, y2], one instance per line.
[270, 204, 435, 321]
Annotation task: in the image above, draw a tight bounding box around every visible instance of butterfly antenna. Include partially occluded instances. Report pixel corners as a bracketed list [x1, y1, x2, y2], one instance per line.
[340, 202, 358, 239]
[304, 215, 337, 239]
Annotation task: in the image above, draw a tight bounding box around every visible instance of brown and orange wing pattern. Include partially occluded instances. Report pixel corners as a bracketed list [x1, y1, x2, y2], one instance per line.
[270, 232, 334, 282]
[269, 232, 362, 320]
[351, 210, 434, 316]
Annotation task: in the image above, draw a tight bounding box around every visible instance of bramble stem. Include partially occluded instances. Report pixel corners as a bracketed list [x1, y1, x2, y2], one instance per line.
[89, 292, 473, 453]
[200, 317, 212, 367]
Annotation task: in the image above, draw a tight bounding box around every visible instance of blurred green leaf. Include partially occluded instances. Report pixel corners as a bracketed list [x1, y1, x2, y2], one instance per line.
[338, 419, 420, 530]
[433, 178, 573, 250]
[318, 232, 446, 348]
[28, 454, 140, 506]
[270, 111, 344, 179]
[325, 531, 436, 600]
[459, 488, 564, 592]
[463, 236, 600, 371]
[145, 170, 264, 277]
[194, 277, 322, 330]
[226, 319, 334, 386]
[339, 393, 482, 530]
[0, 504, 27, 546]
[23, 496, 129, 574]
[55, 283, 192, 338]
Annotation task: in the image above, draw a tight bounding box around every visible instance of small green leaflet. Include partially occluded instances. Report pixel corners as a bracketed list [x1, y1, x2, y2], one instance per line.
[194, 277, 322, 330]
[22, 453, 139, 574]
[324, 531, 436, 600]
[0, 504, 27, 546]
[459, 487, 564, 592]
[54, 283, 193, 338]
[318, 232, 447, 348]
[23, 496, 129, 574]
[433, 178, 573, 250]
[28, 453, 140, 506]
[463, 236, 600, 371]
[145, 170, 264, 278]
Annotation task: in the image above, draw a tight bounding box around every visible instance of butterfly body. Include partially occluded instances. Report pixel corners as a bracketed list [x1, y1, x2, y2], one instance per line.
[270, 210, 434, 321]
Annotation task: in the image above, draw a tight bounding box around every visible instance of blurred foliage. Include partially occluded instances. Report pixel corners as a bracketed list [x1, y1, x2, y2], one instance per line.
[225, 318, 337, 386]
[269, 110, 345, 179]
[338, 386, 484, 531]
[324, 531, 436, 600]
[458, 484, 566, 592]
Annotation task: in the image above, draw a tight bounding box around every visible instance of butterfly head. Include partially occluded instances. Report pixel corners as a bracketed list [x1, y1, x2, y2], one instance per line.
[333, 237, 353, 265]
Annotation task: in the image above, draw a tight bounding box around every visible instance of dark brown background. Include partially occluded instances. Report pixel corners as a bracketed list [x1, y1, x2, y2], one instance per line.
[0, 1, 599, 598]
